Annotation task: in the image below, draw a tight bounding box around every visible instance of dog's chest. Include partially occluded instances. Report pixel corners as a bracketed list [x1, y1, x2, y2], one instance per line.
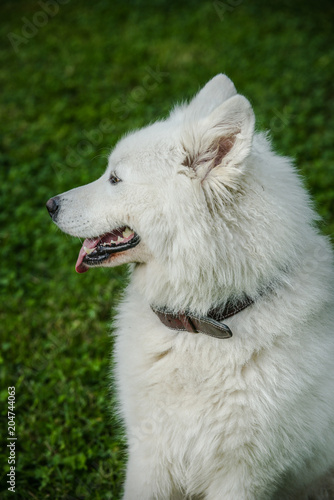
[115, 300, 255, 448]
[115, 306, 264, 495]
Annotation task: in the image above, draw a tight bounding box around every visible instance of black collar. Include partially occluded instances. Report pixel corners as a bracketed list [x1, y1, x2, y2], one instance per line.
[151, 295, 254, 340]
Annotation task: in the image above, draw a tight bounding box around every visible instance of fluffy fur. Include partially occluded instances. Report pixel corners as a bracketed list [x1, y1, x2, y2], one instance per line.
[50, 75, 334, 499]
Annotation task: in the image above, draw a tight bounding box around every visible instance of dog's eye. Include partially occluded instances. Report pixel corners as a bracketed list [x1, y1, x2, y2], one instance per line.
[109, 173, 122, 185]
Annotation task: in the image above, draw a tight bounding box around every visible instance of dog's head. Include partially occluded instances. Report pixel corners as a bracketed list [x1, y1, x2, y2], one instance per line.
[47, 75, 254, 271]
[47, 74, 310, 310]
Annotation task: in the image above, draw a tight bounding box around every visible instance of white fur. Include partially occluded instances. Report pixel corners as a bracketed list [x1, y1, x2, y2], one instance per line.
[53, 75, 334, 499]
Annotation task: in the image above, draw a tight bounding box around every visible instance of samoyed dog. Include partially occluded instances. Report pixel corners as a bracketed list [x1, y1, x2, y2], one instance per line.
[47, 75, 334, 499]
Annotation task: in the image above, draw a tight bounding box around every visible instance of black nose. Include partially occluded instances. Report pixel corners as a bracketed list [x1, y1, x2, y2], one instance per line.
[46, 196, 60, 219]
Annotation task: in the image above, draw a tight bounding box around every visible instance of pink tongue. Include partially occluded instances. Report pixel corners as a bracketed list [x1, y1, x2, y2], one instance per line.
[75, 237, 100, 274]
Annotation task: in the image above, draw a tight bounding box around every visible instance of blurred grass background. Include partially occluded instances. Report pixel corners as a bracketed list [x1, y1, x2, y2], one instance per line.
[1, 0, 333, 498]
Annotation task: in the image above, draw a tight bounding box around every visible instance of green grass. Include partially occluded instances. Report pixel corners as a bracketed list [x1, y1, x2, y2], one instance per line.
[1, 0, 333, 498]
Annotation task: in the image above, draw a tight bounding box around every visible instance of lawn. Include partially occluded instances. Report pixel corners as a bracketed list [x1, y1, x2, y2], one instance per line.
[1, 0, 333, 498]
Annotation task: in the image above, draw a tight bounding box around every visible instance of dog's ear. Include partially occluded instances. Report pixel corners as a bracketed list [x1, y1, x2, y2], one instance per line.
[186, 74, 237, 120]
[182, 94, 255, 188]
[170, 74, 236, 124]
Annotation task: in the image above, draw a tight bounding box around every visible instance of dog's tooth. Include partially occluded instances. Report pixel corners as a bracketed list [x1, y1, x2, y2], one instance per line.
[116, 236, 123, 243]
[123, 228, 133, 238]
[84, 246, 95, 255]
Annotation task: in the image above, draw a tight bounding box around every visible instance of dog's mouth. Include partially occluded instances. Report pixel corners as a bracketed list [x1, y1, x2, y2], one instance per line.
[75, 226, 140, 273]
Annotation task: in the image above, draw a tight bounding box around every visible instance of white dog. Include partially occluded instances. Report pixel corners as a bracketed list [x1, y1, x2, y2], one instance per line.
[47, 75, 334, 499]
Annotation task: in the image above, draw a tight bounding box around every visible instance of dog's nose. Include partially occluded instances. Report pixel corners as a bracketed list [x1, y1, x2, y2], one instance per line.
[46, 196, 60, 219]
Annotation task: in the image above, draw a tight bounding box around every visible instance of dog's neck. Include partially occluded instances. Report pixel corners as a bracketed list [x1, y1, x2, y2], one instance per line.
[132, 259, 284, 321]
[151, 294, 255, 339]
